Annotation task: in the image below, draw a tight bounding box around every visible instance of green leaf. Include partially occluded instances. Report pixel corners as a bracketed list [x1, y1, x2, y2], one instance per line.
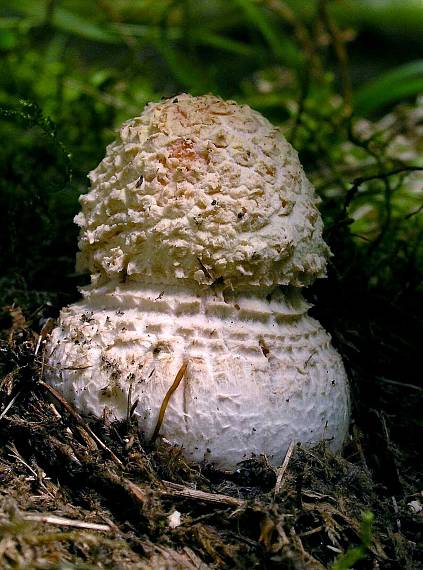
[52, 8, 120, 43]
[331, 512, 374, 570]
[232, 0, 300, 66]
[191, 31, 255, 56]
[241, 92, 290, 110]
[114, 23, 255, 56]
[11, 0, 121, 44]
[354, 61, 423, 115]
[153, 37, 211, 93]
[328, 0, 423, 40]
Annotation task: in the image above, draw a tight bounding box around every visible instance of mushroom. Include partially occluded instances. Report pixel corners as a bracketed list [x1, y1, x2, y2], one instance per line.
[46, 94, 350, 469]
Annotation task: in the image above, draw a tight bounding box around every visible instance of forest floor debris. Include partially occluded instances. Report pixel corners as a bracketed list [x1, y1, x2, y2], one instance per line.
[0, 310, 421, 569]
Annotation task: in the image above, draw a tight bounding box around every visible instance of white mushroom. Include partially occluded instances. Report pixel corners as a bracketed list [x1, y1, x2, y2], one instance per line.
[46, 94, 350, 469]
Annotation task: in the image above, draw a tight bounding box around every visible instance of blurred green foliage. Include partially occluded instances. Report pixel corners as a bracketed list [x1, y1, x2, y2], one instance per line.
[0, 0, 422, 309]
[331, 511, 374, 570]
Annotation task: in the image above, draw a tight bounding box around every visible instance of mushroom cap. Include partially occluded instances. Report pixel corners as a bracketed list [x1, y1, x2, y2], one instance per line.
[76, 94, 329, 290]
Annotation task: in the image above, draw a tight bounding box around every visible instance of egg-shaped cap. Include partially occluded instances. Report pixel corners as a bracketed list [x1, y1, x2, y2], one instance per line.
[76, 94, 330, 289]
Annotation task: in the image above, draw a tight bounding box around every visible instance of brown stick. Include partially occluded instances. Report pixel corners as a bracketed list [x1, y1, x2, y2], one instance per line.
[274, 441, 295, 496]
[162, 480, 245, 508]
[151, 360, 188, 443]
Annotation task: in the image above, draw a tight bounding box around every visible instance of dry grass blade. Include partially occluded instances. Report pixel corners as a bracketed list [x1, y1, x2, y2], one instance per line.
[375, 376, 423, 392]
[34, 318, 55, 356]
[274, 440, 295, 496]
[151, 360, 188, 443]
[0, 389, 22, 420]
[0, 512, 110, 532]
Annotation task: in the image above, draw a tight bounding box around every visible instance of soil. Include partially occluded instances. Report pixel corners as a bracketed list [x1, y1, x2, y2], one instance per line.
[0, 301, 421, 570]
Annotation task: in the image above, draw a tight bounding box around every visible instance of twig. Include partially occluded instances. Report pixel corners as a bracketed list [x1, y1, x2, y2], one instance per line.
[183, 546, 210, 569]
[7, 443, 55, 497]
[343, 166, 423, 216]
[148, 545, 207, 570]
[274, 441, 295, 496]
[38, 381, 123, 466]
[391, 496, 401, 533]
[290, 526, 327, 568]
[405, 202, 423, 220]
[7, 443, 38, 478]
[162, 480, 245, 508]
[376, 376, 422, 392]
[0, 389, 22, 420]
[35, 318, 55, 356]
[327, 545, 342, 554]
[85, 470, 244, 510]
[0, 512, 110, 532]
[325, 165, 423, 236]
[302, 490, 336, 503]
[151, 360, 188, 443]
[299, 525, 324, 537]
[121, 477, 148, 504]
[48, 435, 82, 466]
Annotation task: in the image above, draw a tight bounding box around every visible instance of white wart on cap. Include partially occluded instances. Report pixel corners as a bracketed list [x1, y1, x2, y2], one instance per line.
[46, 94, 350, 469]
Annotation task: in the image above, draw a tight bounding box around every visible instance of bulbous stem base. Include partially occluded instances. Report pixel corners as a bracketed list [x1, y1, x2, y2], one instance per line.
[46, 282, 350, 469]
